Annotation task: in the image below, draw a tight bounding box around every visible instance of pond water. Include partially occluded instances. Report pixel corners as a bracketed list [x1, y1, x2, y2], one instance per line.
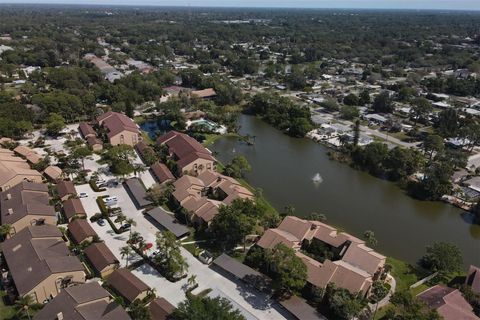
[139, 118, 171, 140]
[210, 114, 480, 266]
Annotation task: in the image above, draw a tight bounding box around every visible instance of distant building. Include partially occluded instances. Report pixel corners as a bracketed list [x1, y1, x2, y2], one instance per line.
[191, 88, 217, 99]
[96, 111, 141, 146]
[1, 225, 85, 303]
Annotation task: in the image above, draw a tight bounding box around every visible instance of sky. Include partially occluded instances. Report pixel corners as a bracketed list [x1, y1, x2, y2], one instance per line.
[0, 0, 479, 11]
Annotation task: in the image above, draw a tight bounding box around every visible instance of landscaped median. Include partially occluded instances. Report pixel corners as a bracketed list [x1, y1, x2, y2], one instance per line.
[91, 196, 125, 234]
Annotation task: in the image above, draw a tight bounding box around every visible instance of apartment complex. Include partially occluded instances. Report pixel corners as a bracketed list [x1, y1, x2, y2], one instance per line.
[257, 216, 386, 296]
[96, 111, 141, 146]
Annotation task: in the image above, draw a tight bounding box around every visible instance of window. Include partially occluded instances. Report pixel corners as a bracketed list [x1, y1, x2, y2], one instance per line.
[120, 135, 125, 144]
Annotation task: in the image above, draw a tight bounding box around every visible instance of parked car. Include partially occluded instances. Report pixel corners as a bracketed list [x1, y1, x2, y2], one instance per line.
[97, 219, 106, 226]
[79, 192, 88, 198]
[198, 250, 213, 264]
[120, 223, 131, 231]
[104, 196, 118, 203]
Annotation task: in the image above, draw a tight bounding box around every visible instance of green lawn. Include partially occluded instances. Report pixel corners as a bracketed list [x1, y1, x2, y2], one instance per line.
[387, 257, 430, 292]
[202, 133, 239, 147]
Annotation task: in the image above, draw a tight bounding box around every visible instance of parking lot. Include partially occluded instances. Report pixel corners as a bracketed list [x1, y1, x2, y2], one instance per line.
[76, 182, 286, 319]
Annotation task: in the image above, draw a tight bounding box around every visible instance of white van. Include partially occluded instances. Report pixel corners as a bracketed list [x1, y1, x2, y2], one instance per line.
[103, 196, 118, 204]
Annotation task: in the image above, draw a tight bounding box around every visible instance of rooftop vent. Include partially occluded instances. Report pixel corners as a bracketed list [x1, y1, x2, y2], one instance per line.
[7, 208, 13, 215]
[6, 194, 11, 200]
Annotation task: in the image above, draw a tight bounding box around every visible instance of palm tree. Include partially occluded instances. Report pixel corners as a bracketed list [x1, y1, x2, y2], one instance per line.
[120, 246, 133, 268]
[187, 274, 197, 289]
[128, 231, 141, 245]
[125, 218, 137, 237]
[0, 224, 12, 240]
[15, 295, 34, 320]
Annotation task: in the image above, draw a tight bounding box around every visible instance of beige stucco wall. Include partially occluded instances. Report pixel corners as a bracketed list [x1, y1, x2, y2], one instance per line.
[109, 131, 140, 146]
[181, 158, 216, 176]
[1, 175, 43, 192]
[100, 263, 119, 278]
[10, 215, 57, 236]
[25, 270, 86, 303]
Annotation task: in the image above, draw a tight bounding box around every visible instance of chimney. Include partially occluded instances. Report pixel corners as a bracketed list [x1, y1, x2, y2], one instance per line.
[56, 312, 64, 320]
[6, 194, 11, 200]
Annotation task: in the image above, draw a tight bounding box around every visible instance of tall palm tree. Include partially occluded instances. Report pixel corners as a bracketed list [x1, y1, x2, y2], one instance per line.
[15, 295, 34, 320]
[120, 246, 133, 268]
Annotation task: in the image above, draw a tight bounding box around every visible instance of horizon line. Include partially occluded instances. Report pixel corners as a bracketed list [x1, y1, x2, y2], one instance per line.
[0, 2, 479, 12]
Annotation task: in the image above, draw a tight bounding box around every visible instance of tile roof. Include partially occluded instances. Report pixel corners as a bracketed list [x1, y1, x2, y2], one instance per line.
[97, 111, 139, 139]
[150, 297, 175, 320]
[57, 180, 76, 199]
[191, 88, 216, 99]
[33, 282, 131, 320]
[84, 242, 118, 274]
[418, 285, 480, 320]
[156, 131, 215, 171]
[0, 152, 42, 186]
[150, 162, 175, 184]
[1, 225, 84, 295]
[63, 198, 87, 220]
[68, 219, 97, 244]
[107, 268, 150, 303]
[43, 166, 62, 180]
[78, 122, 96, 138]
[0, 181, 56, 226]
[279, 295, 327, 320]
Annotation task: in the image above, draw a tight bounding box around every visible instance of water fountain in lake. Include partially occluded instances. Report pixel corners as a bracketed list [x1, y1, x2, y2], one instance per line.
[312, 173, 323, 184]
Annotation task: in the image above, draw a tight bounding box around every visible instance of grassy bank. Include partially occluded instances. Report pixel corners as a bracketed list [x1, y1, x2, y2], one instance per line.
[202, 133, 239, 147]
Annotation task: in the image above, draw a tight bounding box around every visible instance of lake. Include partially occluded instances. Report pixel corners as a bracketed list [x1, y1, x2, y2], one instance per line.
[210, 114, 480, 266]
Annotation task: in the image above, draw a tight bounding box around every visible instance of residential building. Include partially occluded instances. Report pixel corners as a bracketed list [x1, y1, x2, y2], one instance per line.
[256, 216, 386, 296]
[0, 148, 43, 191]
[43, 165, 63, 182]
[86, 136, 103, 152]
[56, 180, 76, 201]
[106, 268, 150, 303]
[68, 219, 97, 245]
[466, 265, 480, 294]
[14, 145, 42, 164]
[156, 131, 216, 176]
[150, 162, 175, 184]
[191, 88, 217, 99]
[63, 198, 87, 222]
[417, 285, 480, 320]
[0, 181, 57, 236]
[150, 297, 176, 320]
[172, 170, 254, 226]
[78, 122, 96, 139]
[83, 242, 119, 278]
[135, 141, 155, 163]
[1, 225, 85, 303]
[96, 111, 141, 146]
[33, 282, 131, 320]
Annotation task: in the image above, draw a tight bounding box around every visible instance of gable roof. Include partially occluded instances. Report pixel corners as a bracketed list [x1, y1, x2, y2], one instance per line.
[150, 297, 175, 320]
[57, 180, 76, 199]
[418, 285, 480, 320]
[150, 162, 175, 184]
[107, 268, 150, 303]
[97, 111, 139, 139]
[191, 88, 216, 99]
[0, 181, 56, 226]
[1, 225, 84, 295]
[84, 242, 118, 274]
[33, 282, 131, 320]
[68, 219, 97, 244]
[63, 198, 87, 220]
[43, 166, 62, 180]
[156, 131, 215, 170]
[0, 151, 42, 187]
[79, 122, 96, 138]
